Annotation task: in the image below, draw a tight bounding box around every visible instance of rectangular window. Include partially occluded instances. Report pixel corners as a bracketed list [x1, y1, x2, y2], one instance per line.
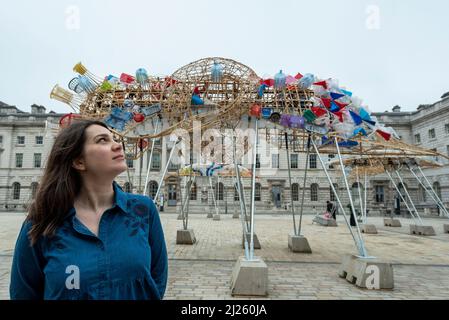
[445, 124, 449, 134]
[414, 134, 421, 144]
[309, 154, 317, 169]
[290, 154, 298, 169]
[375, 186, 384, 203]
[168, 149, 179, 171]
[0, 135, 3, 143]
[33, 153, 41, 168]
[428, 129, 436, 139]
[16, 153, 23, 168]
[447, 145, 449, 157]
[151, 152, 161, 171]
[256, 154, 260, 169]
[272, 154, 279, 169]
[17, 136, 25, 145]
[35, 136, 43, 145]
[432, 148, 439, 162]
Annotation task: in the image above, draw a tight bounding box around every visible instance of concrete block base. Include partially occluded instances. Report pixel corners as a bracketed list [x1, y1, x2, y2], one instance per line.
[207, 212, 213, 218]
[313, 216, 337, 227]
[242, 233, 261, 249]
[213, 214, 221, 221]
[444, 224, 449, 234]
[177, 214, 183, 220]
[232, 212, 240, 219]
[384, 218, 402, 227]
[288, 234, 312, 253]
[361, 224, 378, 234]
[176, 229, 196, 245]
[230, 256, 268, 296]
[410, 224, 436, 236]
[338, 254, 394, 289]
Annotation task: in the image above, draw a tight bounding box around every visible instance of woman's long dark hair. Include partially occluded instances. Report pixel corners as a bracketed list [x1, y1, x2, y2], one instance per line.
[27, 119, 109, 245]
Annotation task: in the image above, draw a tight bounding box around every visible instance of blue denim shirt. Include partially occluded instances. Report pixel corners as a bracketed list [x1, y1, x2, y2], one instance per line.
[10, 182, 168, 300]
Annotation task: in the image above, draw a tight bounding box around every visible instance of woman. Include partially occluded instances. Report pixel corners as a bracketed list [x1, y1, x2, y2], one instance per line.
[10, 120, 168, 300]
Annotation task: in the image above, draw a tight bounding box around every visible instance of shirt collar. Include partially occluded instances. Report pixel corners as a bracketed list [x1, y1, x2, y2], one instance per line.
[112, 181, 128, 213]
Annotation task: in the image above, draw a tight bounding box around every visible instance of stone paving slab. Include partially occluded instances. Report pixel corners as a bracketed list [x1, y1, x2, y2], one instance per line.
[1, 212, 449, 300]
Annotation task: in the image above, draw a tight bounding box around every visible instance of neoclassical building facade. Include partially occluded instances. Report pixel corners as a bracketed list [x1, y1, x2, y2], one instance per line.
[1, 93, 448, 216]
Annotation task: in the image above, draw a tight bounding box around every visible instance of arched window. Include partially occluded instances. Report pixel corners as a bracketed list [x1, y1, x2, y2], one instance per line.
[255, 183, 261, 201]
[147, 181, 158, 199]
[31, 182, 39, 199]
[291, 183, 299, 201]
[310, 183, 318, 202]
[330, 184, 338, 201]
[433, 182, 441, 199]
[12, 182, 21, 200]
[215, 182, 224, 201]
[190, 182, 197, 201]
[124, 182, 132, 193]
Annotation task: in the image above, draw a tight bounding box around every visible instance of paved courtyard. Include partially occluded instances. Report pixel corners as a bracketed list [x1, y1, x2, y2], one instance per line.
[1, 211, 449, 300]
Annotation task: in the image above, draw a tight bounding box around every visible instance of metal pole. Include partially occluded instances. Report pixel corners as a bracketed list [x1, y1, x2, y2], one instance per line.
[334, 137, 368, 257]
[409, 167, 449, 217]
[298, 134, 311, 236]
[394, 170, 423, 225]
[143, 120, 160, 195]
[312, 138, 365, 257]
[356, 166, 364, 224]
[154, 140, 178, 201]
[208, 176, 219, 216]
[364, 171, 368, 223]
[415, 165, 449, 217]
[232, 134, 249, 260]
[249, 118, 258, 260]
[384, 169, 420, 223]
[233, 135, 250, 233]
[284, 132, 297, 236]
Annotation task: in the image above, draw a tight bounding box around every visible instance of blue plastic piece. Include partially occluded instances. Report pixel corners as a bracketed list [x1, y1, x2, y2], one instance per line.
[104, 107, 133, 131]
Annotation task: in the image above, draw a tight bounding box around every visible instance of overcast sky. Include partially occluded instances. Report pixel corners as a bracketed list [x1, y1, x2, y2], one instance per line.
[1, 0, 448, 114]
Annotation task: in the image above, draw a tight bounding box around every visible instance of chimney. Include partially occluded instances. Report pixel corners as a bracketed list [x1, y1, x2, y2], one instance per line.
[392, 105, 401, 112]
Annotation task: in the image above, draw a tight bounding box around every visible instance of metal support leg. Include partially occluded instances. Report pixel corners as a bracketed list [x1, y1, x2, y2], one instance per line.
[415, 166, 449, 218]
[154, 140, 178, 202]
[249, 119, 259, 260]
[356, 166, 364, 224]
[297, 134, 311, 236]
[364, 171, 368, 223]
[384, 169, 420, 224]
[143, 119, 160, 195]
[312, 138, 367, 257]
[334, 137, 369, 258]
[233, 134, 249, 260]
[284, 132, 297, 236]
[394, 170, 423, 225]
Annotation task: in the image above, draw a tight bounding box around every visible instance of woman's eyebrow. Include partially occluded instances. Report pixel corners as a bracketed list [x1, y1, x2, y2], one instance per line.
[93, 133, 111, 140]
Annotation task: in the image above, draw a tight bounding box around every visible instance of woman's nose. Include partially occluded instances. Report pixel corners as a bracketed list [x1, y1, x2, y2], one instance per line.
[112, 140, 122, 151]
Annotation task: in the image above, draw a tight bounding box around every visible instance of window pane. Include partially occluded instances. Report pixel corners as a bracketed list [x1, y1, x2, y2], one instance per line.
[34, 153, 42, 168]
[290, 154, 298, 169]
[272, 154, 279, 169]
[16, 153, 23, 168]
[309, 154, 317, 169]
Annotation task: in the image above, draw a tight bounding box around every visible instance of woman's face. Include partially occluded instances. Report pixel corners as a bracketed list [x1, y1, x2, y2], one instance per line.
[74, 124, 127, 178]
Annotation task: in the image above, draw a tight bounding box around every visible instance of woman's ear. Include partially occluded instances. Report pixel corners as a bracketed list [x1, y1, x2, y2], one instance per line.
[72, 157, 86, 171]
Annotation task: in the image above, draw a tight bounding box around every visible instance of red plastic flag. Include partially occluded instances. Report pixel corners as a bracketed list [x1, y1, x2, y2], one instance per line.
[120, 73, 135, 84]
[333, 111, 344, 122]
[311, 107, 327, 117]
[313, 81, 328, 89]
[376, 129, 391, 141]
[263, 79, 275, 87]
[321, 98, 332, 108]
[295, 73, 303, 79]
